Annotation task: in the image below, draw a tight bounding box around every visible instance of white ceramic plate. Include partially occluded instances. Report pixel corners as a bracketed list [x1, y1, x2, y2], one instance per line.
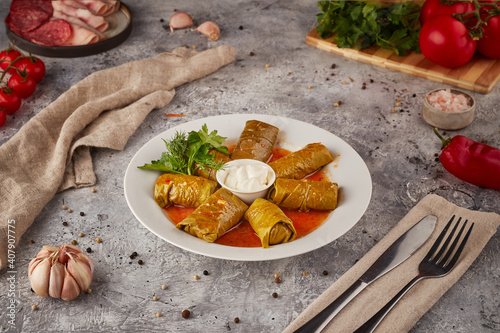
[124, 114, 372, 261]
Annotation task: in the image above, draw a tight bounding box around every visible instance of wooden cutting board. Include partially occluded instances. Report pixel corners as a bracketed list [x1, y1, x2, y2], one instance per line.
[306, 28, 500, 94]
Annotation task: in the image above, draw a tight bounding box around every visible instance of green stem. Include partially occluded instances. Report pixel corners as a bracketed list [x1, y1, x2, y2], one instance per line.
[434, 128, 452, 148]
[452, 0, 500, 37]
[0, 56, 27, 82]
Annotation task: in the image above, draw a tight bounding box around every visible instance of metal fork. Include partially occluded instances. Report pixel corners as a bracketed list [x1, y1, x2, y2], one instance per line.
[354, 215, 474, 333]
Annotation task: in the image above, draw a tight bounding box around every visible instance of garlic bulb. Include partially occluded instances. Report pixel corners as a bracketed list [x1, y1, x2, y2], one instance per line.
[195, 21, 220, 41]
[169, 11, 193, 33]
[28, 244, 94, 301]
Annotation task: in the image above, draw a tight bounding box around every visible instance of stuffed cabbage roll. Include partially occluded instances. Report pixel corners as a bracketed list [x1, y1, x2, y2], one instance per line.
[231, 120, 279, 162]
[176, 188, 248, 242]
[195, 149, 231, 181]
[267, 178, 338, 211]
[268, 143, 333, 179]
[244, 198, 297, 248]
[154, 174, 217, 208]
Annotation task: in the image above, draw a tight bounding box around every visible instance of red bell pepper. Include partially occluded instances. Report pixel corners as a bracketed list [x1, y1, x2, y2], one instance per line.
[434, 128, 500, 190]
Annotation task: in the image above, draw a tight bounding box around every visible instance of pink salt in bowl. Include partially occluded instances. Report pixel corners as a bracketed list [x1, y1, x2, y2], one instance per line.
[422, 88, 475, 130]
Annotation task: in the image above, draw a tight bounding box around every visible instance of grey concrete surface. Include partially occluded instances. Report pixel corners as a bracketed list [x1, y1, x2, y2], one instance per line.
[1, 1, 499, 332]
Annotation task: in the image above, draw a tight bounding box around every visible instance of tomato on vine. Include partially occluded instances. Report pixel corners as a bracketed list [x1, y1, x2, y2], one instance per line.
[0, 110, 6, 127]
[0, 48, 22, 75]
[420, 0, 475, 25]
[419, 16, 476, 68]
[8, 72, 36, 99]
[0, 87, 22, 114]
[477, 14, 500, 59]
[13, 56, 46, 83]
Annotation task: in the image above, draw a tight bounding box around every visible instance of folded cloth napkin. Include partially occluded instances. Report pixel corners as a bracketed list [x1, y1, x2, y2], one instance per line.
[0, 45, 235, 270]
[284, 194, 500, 333]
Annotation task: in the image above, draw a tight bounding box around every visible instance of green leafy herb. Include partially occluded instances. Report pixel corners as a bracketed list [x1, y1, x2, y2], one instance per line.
[138, 124, 230, 175]
[316, 1, 422, 55]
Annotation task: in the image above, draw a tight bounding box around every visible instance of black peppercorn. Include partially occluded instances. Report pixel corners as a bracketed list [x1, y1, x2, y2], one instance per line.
[138, 260, 144, 265]
[86, 247, 92, 253]
[323, 270, 329, 276]
[63, 222, 68, 226]
[80, 212, 85, 216]
[203, 270, 209, 276]
[272, 292, 278, 298]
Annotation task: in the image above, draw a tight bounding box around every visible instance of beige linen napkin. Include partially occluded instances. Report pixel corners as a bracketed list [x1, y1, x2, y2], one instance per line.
[285, 194, 500, 333]
[0, 46, 235, 270]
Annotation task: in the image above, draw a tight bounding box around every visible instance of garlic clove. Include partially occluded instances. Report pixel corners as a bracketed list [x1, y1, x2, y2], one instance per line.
[30, 258, 51, 297]
[67, 256, 93, 292]
[77, 252, 95, 273]
[36, 245, 59, 259]
[49, 261, 64, 298]
[28, 257, 43, 279]
[169, 11, 193, 33]
[61, 267, 81, 301]
[59, 243, 81, 264]
[195, 21, 220, 41]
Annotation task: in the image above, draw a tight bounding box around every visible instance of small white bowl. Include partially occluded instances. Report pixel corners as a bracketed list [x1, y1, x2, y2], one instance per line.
[216, 159, 276, 204]
[422, 88, 475, 130]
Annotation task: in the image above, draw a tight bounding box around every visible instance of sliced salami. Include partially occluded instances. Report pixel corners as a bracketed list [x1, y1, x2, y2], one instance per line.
[29, 19, 72, 47]
[9, 5, 51, 32]
[10, 0, 53, 15]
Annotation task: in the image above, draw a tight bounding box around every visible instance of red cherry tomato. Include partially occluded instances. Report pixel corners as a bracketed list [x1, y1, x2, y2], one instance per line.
[0, 87, 22, 114]
[0, 49, 22, 74]
[13, 57, 46, 83]
[0, 110, 6, 127]
[420, 0, 475, 25]
[8, 72, 37, 99]
[419, 16, 476, 68]
[477, 15, 500, 59]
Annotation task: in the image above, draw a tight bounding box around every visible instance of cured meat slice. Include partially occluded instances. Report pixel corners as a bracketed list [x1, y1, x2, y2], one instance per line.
[9, 5, 51, 32]
[61, 23, 100, 46]
[101, 0, 120, 16]
[53, 10, 105, 41]
[52, 2, 109, 32]
[29, 19, 72, 47]
[10, 0, 53, 15]
[65, 0, 113, 16]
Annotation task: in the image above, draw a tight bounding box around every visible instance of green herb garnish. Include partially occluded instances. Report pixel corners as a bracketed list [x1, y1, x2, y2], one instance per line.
[316, 1, 421, 55]
[138, 124, 229, 175]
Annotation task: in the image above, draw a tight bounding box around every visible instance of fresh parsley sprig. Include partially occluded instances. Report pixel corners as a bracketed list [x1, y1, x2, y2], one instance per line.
[138, 124, 230, 175]
[316, 1, 421, 56]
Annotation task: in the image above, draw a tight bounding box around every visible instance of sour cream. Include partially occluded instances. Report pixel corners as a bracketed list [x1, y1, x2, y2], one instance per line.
[217, 160, 274, 192]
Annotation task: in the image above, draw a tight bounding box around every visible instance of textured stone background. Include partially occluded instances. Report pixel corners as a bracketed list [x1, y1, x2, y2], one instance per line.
[1, 1, 499, 332]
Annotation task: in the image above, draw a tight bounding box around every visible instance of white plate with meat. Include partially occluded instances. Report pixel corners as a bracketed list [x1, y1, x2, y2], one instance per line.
[124, 114, 373, 261]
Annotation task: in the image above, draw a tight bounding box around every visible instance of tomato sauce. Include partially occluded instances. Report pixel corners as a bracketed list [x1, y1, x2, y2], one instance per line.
[163, 147, 334, 248]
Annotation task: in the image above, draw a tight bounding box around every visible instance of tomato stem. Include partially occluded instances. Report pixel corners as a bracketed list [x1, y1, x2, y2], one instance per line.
[453, 0, 500, 37]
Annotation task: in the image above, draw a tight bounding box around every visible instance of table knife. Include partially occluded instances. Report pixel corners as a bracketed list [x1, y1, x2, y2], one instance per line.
[294, 214, 437, 333]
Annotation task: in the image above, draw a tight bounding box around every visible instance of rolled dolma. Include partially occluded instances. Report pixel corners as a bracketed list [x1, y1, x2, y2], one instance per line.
[268, 143, 333, 179]
[154, 174, 218, 208]
[195, 149, 231, 181]
[176, 188, 248, 242]
[244, 198, 297, 248]
[231, 120, 279, 162]
[267, 178, 338, 211]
